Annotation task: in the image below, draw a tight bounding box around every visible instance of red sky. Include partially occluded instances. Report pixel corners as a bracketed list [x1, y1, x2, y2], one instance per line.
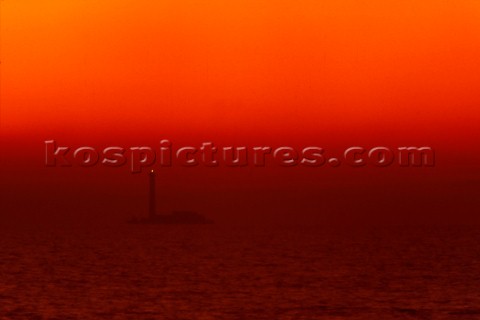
[1, 0, 479, 225]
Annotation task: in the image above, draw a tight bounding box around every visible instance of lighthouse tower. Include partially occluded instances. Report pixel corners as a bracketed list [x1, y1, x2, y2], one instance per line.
[149, 170, 156, 218]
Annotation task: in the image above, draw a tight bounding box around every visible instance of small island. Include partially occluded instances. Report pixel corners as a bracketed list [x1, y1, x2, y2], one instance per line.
[128, 170, 213, 225]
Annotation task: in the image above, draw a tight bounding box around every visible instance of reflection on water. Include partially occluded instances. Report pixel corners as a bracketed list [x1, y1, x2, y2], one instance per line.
[1, 223, 480, 319]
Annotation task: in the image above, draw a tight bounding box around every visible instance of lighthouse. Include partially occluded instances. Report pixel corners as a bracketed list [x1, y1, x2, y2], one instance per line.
[128, 169, 212, 224]
[149, 169, 156, 218]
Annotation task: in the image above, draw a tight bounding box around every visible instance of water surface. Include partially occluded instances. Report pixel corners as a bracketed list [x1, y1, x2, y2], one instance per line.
[1, 223, 480, 319]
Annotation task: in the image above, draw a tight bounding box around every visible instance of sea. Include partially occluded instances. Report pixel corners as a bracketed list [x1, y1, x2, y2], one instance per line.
[1, 223, 480, 319]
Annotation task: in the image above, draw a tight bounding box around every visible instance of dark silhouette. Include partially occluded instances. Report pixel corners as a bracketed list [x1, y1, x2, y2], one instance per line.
[129, 170, 213, 224]
[149, 169, 156, 220]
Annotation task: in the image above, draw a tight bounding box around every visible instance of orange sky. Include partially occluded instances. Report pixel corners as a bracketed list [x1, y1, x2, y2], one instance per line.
[2, 0, 480, 143]
[1, 1, 480, 224]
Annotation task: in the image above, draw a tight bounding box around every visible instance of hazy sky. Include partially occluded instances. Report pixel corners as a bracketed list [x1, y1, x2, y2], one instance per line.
[1, 0, 479, 225]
